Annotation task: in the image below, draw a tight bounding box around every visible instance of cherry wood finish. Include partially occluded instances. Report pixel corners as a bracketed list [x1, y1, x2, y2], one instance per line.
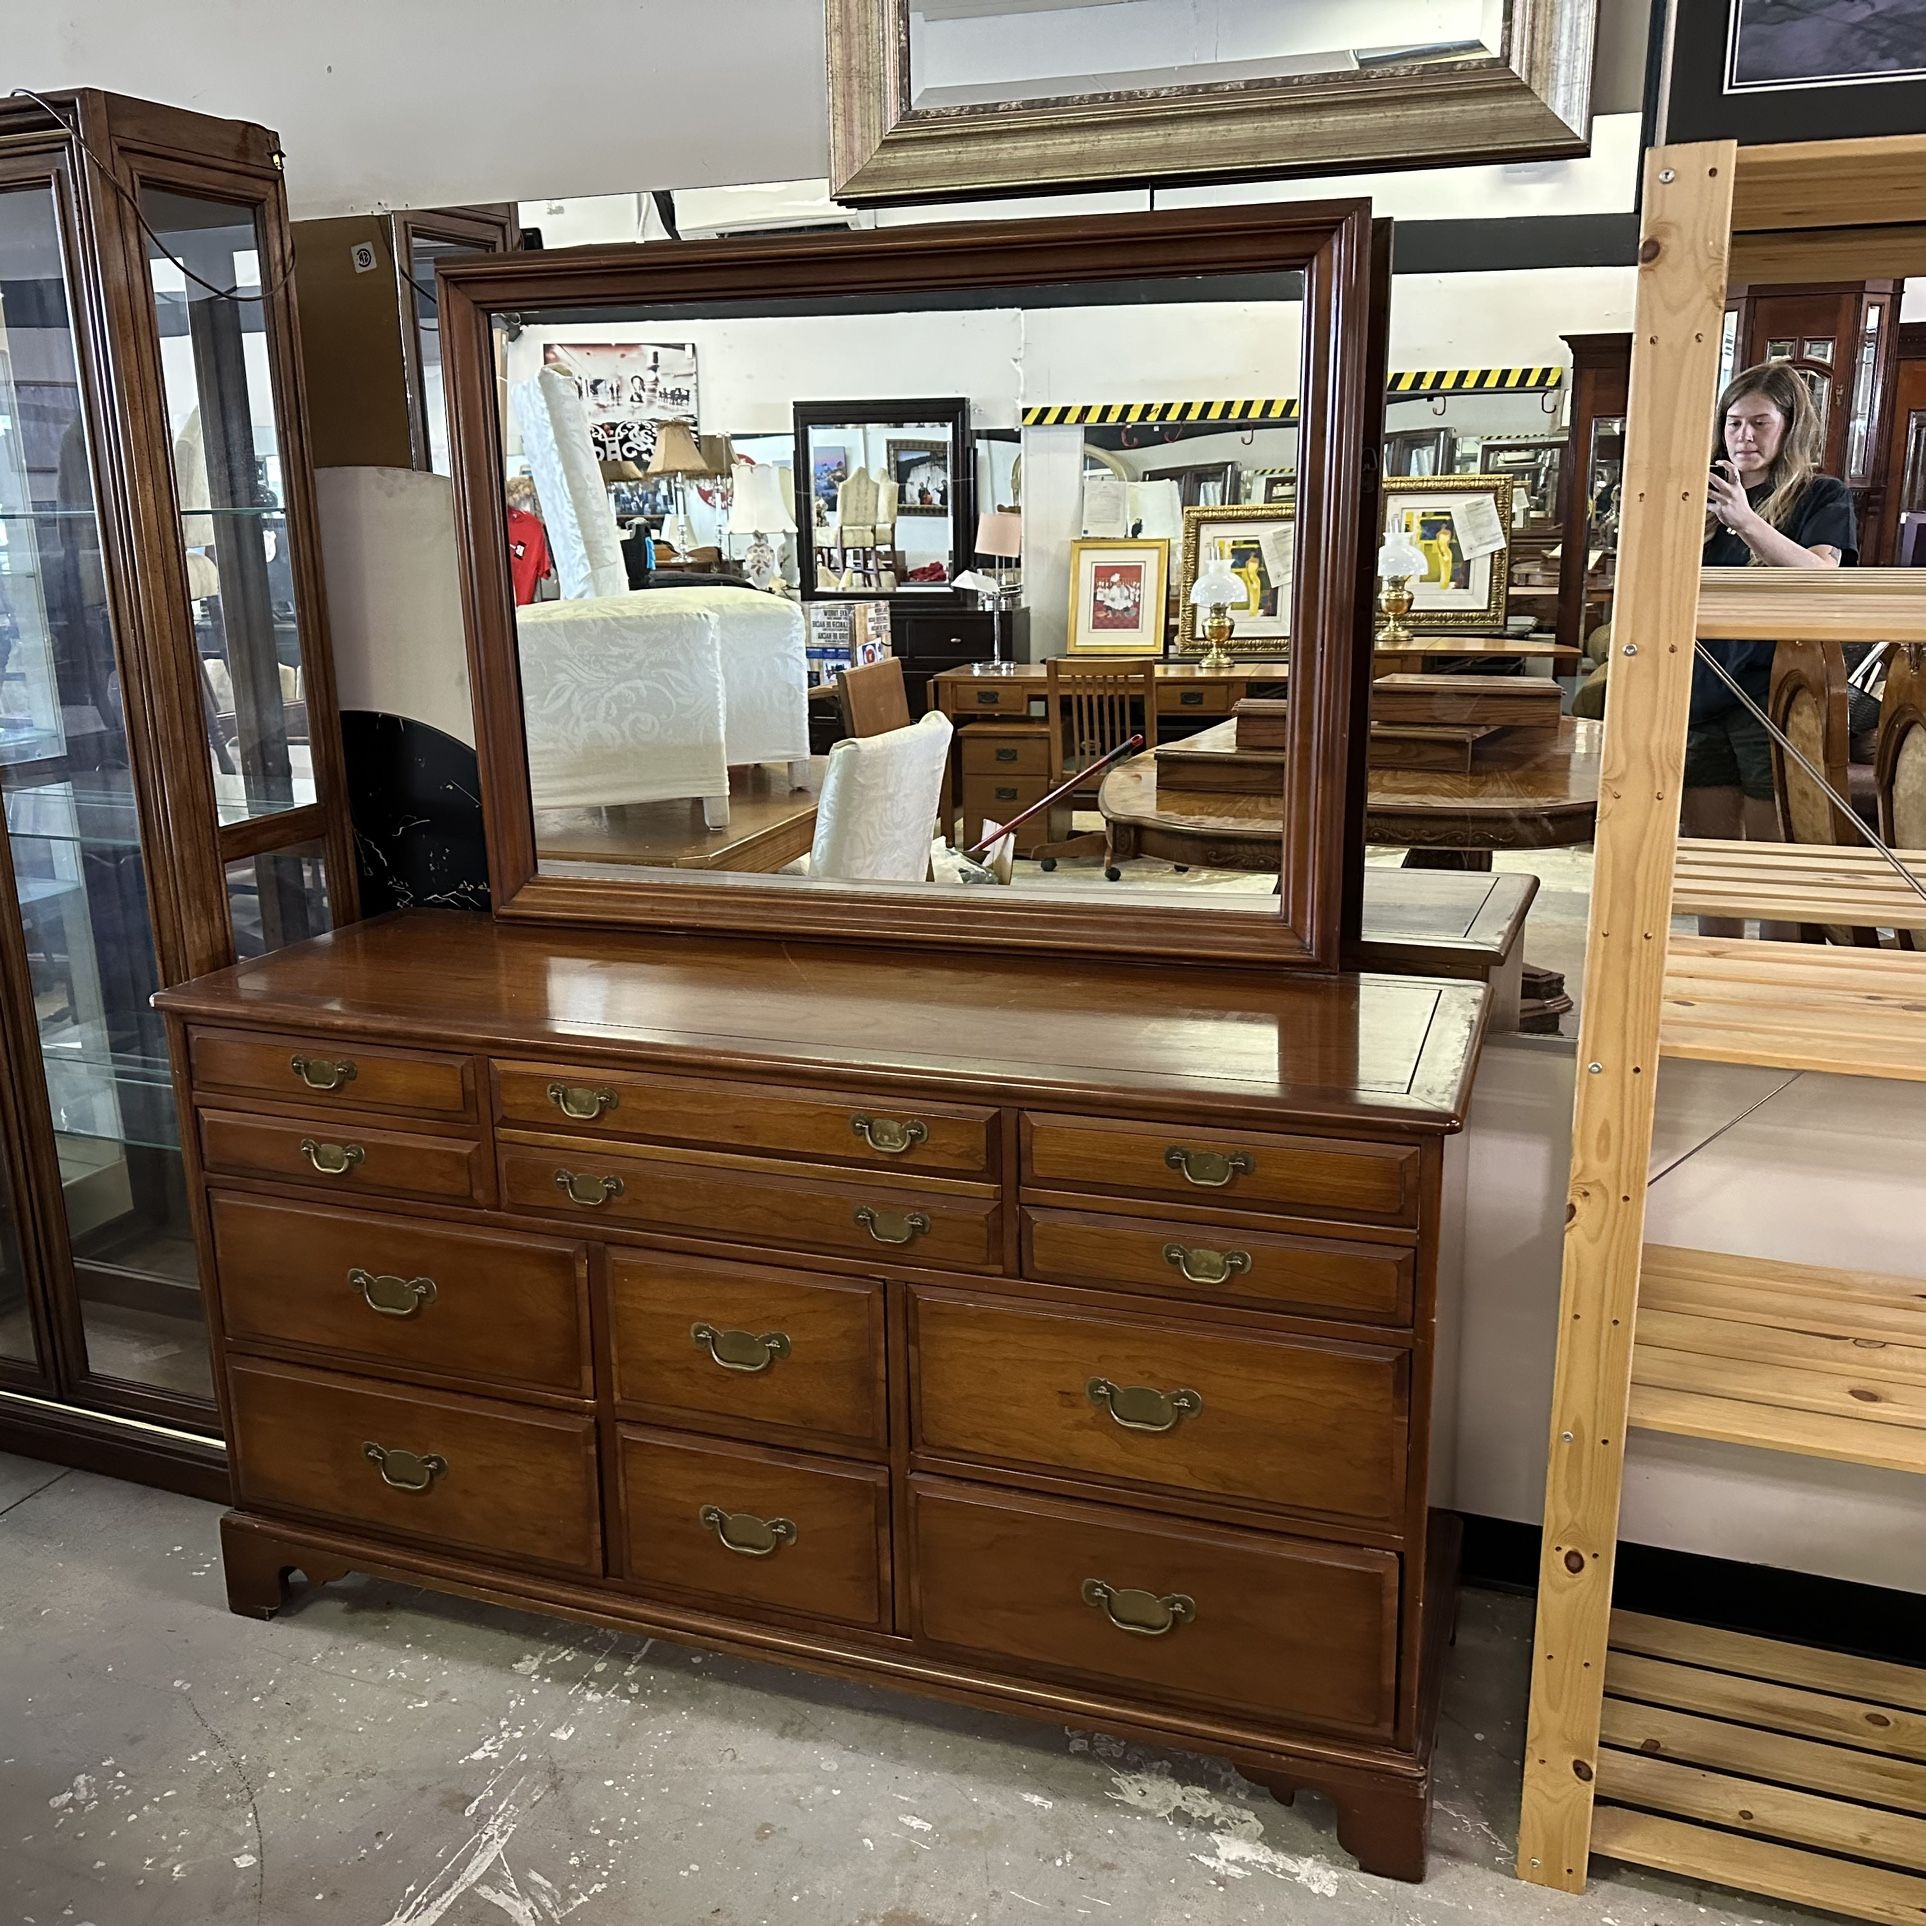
[437, 204, 1383, 971]
[200, 1108, 489, 1208]
[157, 910, 1486, 1883]
[191, 1027, 476, 1120]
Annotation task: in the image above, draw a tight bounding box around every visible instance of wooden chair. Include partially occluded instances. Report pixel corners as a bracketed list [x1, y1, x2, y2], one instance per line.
[1874, 641, 1926, 949]
[1768, 638, 1879, 945]
[1034, 657, 1159, 879]
[835, 657, 910, 740]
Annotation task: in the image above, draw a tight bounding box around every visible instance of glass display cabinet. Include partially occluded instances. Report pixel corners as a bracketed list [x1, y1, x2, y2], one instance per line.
[0, 90, 356, 1485]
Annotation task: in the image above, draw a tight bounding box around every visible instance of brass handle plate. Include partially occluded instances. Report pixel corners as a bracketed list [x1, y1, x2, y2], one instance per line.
[290, 1054, 356, 1092]
[555, 1168, 624, 1208]
[349, 1268, 437, 1318]
[1162, 1242, 1251, 1286]
[363, 1441, 447, 1492]
[1082, 1578, 1195, 1638]
[1180, 690, 1205, 706]
[994, 747, 1018, 762]
[975, 689, 1002, 706]
[300, 1138, 365, 1177]
[691, 1322, 791, 1373]
[1087, 1376, 1203, 1433]
[699, 1504, 797, 1557]
[854, 1204, 930, 1245]
[850, 1114, 928, 1156]
[995, 786, 1019, 801]
[547, 1080, 618, 1121]
[1164, 1145, 1254, 1189]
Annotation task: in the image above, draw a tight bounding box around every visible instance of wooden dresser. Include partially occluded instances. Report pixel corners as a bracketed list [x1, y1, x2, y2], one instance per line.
[155, 910, 1485, 1881]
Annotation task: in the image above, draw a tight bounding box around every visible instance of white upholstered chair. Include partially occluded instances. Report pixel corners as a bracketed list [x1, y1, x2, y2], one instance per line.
[808, 712, 954, 883]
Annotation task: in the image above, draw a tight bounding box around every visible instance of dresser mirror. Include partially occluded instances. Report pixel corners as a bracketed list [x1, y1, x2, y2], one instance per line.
[439, 205, 1382, 967]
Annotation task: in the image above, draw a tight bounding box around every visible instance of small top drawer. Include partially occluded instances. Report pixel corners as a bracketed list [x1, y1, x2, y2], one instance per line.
[1021, 1114, 1419, 1227]
[1155, 682, 1235, 715]
[189, 1027, 475, 1121]
[493, 1063, 994, 1177]
[955, 681, 1032, 716]
[200, 1109, 487, 1209]
[960, 725, 1049, 776]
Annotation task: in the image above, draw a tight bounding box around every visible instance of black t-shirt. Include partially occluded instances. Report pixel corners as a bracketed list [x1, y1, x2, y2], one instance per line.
[1693, 474, 1857, 722]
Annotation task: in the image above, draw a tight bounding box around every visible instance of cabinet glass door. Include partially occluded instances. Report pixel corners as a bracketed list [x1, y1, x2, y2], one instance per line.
[0, 178, 208, 1411]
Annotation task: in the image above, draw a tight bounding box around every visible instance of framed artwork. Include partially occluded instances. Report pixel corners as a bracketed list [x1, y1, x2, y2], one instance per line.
[1065, 538, 1169, 655]
[811, 442, 849, 514]
[1174, 505, 1295, 655]
[886, 437, 950, 514]
[1666, 0, 1926, 143]
[540, 341, 697, 466]
[1382, 475, 1515, 632]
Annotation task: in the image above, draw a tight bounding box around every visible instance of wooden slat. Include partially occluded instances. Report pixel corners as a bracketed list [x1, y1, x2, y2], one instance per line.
[1644, 1245, 1926, 1318]
[1673, 839, 1926, 925]
[1645, 1283, 1926, 1346]
[1609, 1652, 1926, 1761]
[1517, 143, 1737, 1896]
[1612, 1612, 1926, 1714]
[1629, 1384, 1926, 1476]
[1593, 1806, 1926, 1926]
[1730, 224, 1926, 283]
[1696, 569, 1926, 644]
[1597, 1748, 1926, 1872]
[1602, 1697, 1926, 1816]
[1734, 136, 1926, 233]
[1634, 1345, 1926, 1431]
[1639, 1307, 1926, 1385]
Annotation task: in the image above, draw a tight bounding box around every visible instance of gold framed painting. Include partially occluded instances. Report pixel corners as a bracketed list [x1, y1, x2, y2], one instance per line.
[1175, 504, 1294, 657]
[1065, 538, 1170, 655]
[826, 0, 1598, 204]
[1381, 475, 1515, 632]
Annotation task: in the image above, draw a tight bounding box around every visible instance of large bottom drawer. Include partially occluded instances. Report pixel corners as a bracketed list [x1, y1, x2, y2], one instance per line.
[910, 1476, 1398, 1739]
[228, 1358, 601, 1576]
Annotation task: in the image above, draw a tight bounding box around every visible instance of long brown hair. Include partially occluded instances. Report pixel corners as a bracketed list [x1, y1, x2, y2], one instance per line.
[1708, 360, 1826, 556]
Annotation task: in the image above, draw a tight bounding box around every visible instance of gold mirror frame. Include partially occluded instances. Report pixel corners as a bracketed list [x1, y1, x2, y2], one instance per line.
[828, 0, 1598, 204]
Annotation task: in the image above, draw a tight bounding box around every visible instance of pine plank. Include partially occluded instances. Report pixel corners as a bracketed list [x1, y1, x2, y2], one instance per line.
[1597, 1748, 1926, 1872]
[1601, 1697, 1926, 1816]
[1639, 1308, 1926, 1385]
[1611, 1613, 1926, 1714]
[1644, 1245, 1926, 1307]
[1628, 1384, 1926, 1475]
[1516, 142, 1738, 1896]
[1592, 1806, 1926, 1926]
[1633, 1345, 1926, 1431]
[1730, 224, 1926, 283]
[1733, 135, 1926, 232]
[1671, 839, 1926, 925]
[1696, 569, 1926, 643]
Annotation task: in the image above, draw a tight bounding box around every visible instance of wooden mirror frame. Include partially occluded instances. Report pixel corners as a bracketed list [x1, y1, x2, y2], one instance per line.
[828, 0, 1597, 204]
[439, 202, 1384, 970]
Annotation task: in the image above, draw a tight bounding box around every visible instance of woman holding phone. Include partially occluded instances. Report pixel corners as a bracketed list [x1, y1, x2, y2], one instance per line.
[1685, 362, 1856, 933]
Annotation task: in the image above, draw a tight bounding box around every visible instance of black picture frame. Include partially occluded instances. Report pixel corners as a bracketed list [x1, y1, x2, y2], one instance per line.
[1665, 0, 1926, 144]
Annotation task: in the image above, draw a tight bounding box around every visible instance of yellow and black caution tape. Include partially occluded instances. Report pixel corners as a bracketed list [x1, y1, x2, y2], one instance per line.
[1019, 368, 1562, 427]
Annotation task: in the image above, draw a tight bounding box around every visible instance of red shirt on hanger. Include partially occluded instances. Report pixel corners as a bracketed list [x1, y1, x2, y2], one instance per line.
[507, 505, 554, 605]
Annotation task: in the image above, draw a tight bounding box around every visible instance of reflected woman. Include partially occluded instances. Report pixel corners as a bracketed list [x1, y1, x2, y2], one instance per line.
[1685, 362, 1856, 936]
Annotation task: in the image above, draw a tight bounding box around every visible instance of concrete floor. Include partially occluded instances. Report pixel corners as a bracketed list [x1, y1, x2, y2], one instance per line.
[0, 1450, 1829, 1926]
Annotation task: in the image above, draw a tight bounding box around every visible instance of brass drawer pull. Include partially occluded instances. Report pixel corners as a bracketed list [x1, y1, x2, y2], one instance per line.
[1082, 1578, 1195, 1638]
[363, 1441, 446, 1493]
[691, 1322, 791, 1373]
[1179, 689, 1205, 706]
[850, 1114, 928, 1155]
[994, 746, 1018, 763]
[1162, 1242, 1251, 1286]
[300, 1138, 365, 1177]
[1164, 1145, 1253, 1188]
[854, 1204, 930, 1246]
[349, 1268, 437, 1318]
[555, 1168, 624, 1208]
[1087, 1376, 1203, 1433]
[995, 786, 1019, 802]
[547, 1080, 618, 1121]
[699, 1504, 796, 1557]
[974, 688, 1002, 706]
[290, 1053, 356, 1092]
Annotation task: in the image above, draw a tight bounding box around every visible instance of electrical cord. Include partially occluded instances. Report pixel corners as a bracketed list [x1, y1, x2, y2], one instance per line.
[9, 87, 298, 305]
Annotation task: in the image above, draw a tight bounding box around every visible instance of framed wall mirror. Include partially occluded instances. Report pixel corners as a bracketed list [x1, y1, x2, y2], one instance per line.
[438, 203, 1383, 969]
[828, 0, 1599, 202]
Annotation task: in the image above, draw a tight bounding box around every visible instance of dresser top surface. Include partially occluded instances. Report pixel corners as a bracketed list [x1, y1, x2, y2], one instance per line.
[155, 912, 1488, 1132]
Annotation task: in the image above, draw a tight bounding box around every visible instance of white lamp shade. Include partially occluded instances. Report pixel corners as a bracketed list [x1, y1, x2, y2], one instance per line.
[1189, 560, 1249, 608]
[952, 569, 1000, 595]
[728, 462, 797, 535]
[1377, 530, 1426, 577]
[974, 509, 1022, 559]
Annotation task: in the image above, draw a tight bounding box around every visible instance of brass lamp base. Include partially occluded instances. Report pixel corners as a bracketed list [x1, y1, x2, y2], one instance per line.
[1196, 602, 1236, 671]
[1376, 575, 1415, 646]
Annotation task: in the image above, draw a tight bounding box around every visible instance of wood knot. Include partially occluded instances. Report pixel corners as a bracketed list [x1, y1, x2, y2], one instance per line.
[1639, 238, 1661, 263]
[1572, 1759, 1594, 1783]
[1639, 1739, 1661, 1754]
[1564, 1550, 1585, 1574]
[1868, 1712, 1894, 1728]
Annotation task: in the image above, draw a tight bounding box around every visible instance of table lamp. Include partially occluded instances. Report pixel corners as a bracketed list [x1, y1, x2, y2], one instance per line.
[955, 510, 1024, 670]
[1376, 528, 1426, 644]
[1187, 548, 1250, 671]
[727, 461, 798, 592]
[645, 419, 708, 554]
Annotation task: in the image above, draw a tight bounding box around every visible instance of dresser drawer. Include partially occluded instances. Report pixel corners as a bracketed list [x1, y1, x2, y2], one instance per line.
[494, 1063, 994, 1176]
[953, 680, 1031, 716]
[607, 1250, 883, 1452]
[228, 1358, 600, 1575]
[499, 1138, 1002, 1272]
[910, 1289, 1405, 1527]
[188, 1026, 475, 1120]
[1021, 1114, 1420, 1227]
[1155, 681, 1236, 716]
[1022, 1206, 1414, 1326]
[960, 726, 1049, 776]
[617, 1427, 889, 1631]
[200, 1109, 487, 1207]
[212, 1193, 588, 1396]
[910, 1478, 1397, 1739]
